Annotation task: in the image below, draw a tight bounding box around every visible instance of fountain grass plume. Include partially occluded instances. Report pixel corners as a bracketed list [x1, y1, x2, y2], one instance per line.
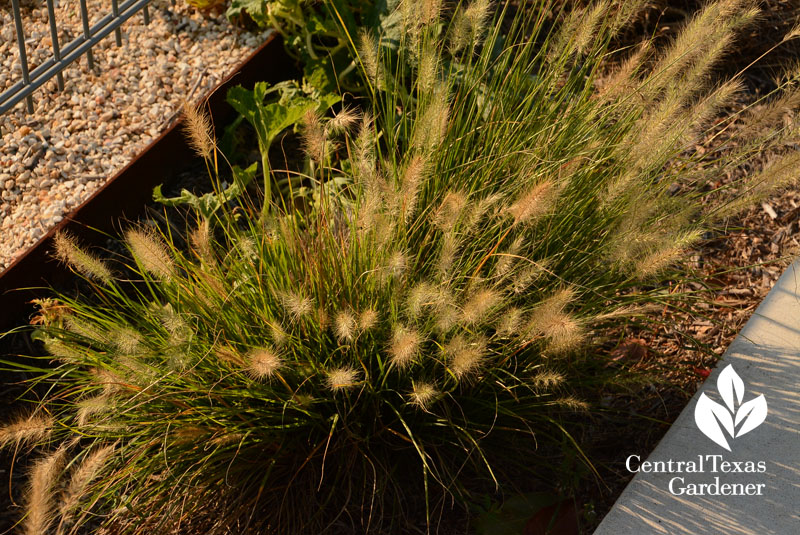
[53, 231, 113, 284]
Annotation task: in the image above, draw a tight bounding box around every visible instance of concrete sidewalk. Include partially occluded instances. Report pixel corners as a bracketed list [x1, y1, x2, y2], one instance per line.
[594, 262, 800, 535]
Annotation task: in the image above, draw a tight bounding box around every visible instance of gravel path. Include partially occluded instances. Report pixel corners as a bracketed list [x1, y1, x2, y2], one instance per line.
[0, 0, 271, 271]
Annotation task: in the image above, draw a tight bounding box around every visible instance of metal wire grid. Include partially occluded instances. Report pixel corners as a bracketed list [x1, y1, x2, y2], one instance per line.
[1, 0, 171, 115]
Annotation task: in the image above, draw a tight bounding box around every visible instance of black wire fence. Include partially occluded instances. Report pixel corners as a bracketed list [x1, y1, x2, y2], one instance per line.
[1, 0, 171, 115]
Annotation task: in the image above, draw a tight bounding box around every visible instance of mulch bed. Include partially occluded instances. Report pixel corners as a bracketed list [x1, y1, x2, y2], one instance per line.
[580, 1, 800, 531]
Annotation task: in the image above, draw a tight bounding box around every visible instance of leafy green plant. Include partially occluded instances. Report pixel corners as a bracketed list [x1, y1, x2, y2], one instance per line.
[154, 82, 339, 217]
[4, 1, 800, 534]
[226, 0, 394, 93]
[226, 80, 341, 210]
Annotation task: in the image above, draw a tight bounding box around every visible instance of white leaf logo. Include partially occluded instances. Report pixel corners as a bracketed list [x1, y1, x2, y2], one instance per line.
[717, 364, 744, 413]
[735, 395, 768, 437]
[694, 364, 767, 450]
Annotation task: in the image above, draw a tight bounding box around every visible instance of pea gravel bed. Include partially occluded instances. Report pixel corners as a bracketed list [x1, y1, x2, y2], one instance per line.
[0, 0, 271, 271]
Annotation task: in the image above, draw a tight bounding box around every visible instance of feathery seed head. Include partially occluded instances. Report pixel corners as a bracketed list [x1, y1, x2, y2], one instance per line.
[546, 6, 585, 63]
[357, 189, 383, 235]
[461, 287, 502, 325]
[172, 427, 206, 444]
[464, 0, 492, 39]
[270, 322, 289, 346]
[215, 346, 245, 366]
[408, 381, 438, 409]
[181, 101, 215, 161]
[599, 39, 652, 100]
[511, 260, 549, 295]
[685, 80, 743, 142]
[785, 22, 800, 41]
[437, 232, 459, 279]
[358, 308, 379, 331]
[190, 219, 214, 264]
[507, 181, 558, 226]
[90, 367, 124, 394]
[354, 113, 377, 181]
[0, 414, 53, 451]
[633, 246, 682, 279]
[401, 154, 427, 223]
[76, 394, 113, 427]
[495, 307, 523, 336]
[434, 304, 460, 334]
[413, 89, 450, 153]
[65, 316, 108, 345]
[418, 43, 439, 94]
[533, 311, 583, 352]
[117, 355, 158, 387]
[449, 8, 471, 54]
[571, 2, 607, 56]
[166, 348, 191, 371]
[449, 0, 491, 55]
[389, 325, 423, 369]
[406, 282, 440, 318]
[445, 334, 487, 379]
[634, 229, 702, 278]
[111, 325, 143, 354]
[537, 288, 574, 316]
[526, 289, 583, 351]
[358, 29, 380, 85]
[434, 191, 468, 229]
[742, 86, 800, 135]
[714, 152, 800, 219]
[334, 310, 357, 342]
[301, 109, 327, 163]
[464, 193, 503, 233]
[246, 348, 282, 380]
[281, 291, 313, 321]
[531, 369, 565, 389]
[53, 231, 113, 284]
[494, 236, 524, 280]
[24, 445, 67, 535]
[125, 228, 175, 280]
[401, 0, 442, 30]
[161, 307, 191, 344]
[238, 235, 258, 260]
[610, 0, 650, 32]
[44, 338, 84, 364]
[387, 251, 408, 278]
[210, 433, 244, 446]
[420, 0, 442, 25]
[329, 106, 359, 134]
[643, 0, 752, 100]
[557, 396, 589, 411]
[326, 367, 360, 391]
[59, 444, 115, 521]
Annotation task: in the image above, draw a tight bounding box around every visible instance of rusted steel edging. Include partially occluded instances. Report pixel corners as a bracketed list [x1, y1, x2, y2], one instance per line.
[0, 31, 298, 336]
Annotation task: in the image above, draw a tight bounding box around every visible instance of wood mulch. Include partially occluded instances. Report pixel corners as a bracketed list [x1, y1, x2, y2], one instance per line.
[581, 1, 800, 532]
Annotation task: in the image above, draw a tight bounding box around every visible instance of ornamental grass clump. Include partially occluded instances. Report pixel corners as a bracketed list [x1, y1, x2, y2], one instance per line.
[4, 0, 800, 533]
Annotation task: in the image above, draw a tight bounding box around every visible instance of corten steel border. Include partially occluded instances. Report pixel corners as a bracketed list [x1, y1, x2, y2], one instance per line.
[0, 32, 298, 334]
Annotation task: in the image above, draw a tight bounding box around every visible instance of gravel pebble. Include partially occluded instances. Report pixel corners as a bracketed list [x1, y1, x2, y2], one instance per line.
[0, 0, 271, 271]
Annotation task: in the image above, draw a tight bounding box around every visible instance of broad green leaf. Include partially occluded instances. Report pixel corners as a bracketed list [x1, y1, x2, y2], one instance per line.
[226, 0, 268, 25]
[152, 162, 258, 218]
